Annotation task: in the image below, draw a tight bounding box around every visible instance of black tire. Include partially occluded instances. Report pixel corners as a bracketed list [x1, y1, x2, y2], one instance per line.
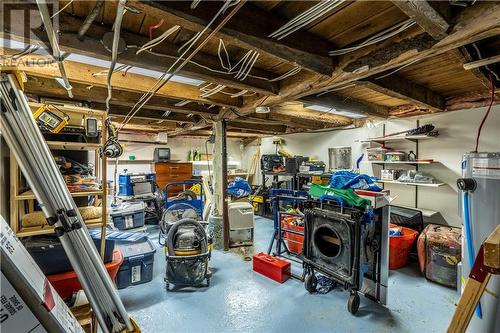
[304, 274, 317, 293]
[166, 281, 170, 292]
[206, 278, 211, 287]
[347, 292, 360, 315]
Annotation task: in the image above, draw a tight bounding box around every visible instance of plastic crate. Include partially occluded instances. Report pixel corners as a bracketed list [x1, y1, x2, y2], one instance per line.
[24, 234, 115, 275]
[116, 238, 156, 289]
[110, 202, 146, 230]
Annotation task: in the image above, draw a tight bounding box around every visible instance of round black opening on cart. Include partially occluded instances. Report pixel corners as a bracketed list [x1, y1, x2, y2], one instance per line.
[312, 225, 342, 258]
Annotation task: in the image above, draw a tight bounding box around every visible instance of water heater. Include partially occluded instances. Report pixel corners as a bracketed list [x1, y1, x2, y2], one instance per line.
[458, 152, 500, 332]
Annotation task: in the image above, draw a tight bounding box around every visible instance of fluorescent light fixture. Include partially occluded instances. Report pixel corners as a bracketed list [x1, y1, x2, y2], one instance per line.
[1, 38, 204, 86]
[305, 103, 366, 119]
[306, 104, 335, 113]
[330, 110, 366, 119]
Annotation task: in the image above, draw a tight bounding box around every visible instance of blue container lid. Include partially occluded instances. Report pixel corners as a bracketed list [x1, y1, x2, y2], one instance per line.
[117, 238, 156, 258]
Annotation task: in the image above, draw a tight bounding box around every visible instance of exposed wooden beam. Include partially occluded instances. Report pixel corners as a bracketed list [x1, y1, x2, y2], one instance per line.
[187, 130, 262, 138]
[137, 1, 335, 75]
[463, 54, 500, 71]
[392, 0, 449, 40]
[359, 75, 445, 112]
[300, 93, 388, 118]
[454, 48, 491, 89]
[271, 102, 355, 126]
[91, 103, 198, 124]
[7, 52, 241, 108]
[227, 120, 287, 134]
[239, 1, 500, 115]
[23, 76, 220, 118]
[111, 117, 177, 130]
[6, 13, 278, 96]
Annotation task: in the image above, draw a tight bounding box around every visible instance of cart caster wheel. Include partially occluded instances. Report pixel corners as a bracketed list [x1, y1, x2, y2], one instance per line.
[206, 278, 211, 287]
[166, 282, 170, 291]
[304, 274, 317, 293]
[348, 292, 360, 315]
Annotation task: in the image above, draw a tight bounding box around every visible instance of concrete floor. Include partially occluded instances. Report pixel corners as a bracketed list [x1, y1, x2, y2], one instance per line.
[119, 217, 458, 333]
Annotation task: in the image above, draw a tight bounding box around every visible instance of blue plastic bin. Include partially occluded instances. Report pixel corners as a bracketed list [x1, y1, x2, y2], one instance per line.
[110, 202, 145, 230]
[116, 238, 156, 289]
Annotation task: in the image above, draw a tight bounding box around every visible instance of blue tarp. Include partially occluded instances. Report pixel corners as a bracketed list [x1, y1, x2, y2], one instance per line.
[329, 170, 382, 192]
[227, 177, 253, 198]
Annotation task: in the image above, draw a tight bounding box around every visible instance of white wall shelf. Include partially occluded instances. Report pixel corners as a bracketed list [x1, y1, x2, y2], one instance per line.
[364, 161, 436, 165]
[378, 180, 446, 187]
[360, 134, 437, 144]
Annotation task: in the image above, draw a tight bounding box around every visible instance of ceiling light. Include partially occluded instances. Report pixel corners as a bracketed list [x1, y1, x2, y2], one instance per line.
[306, 104, 335, 113]
[256, 106, 270, 113]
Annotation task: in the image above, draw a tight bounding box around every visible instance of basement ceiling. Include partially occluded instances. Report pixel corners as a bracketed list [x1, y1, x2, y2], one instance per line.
[1, 0, 499, 136]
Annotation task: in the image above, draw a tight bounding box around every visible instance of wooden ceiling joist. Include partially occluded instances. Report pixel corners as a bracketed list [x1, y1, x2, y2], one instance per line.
[23, 76, 220, 118]
[9, 52, 241, 108]
[359, 75, 445, 112]
[137, 1, 335, 75]
[392, 0, 449, 40]
[227, 120, 288, 134]
[240, 1, 500, 114]
[17, 13, 279, 96]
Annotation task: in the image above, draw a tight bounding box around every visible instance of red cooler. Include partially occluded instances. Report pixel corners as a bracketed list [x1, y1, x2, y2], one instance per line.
[253, 252, 291, 283]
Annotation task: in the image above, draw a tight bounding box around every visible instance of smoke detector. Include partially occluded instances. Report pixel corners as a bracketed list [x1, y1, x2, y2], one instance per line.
[255, 106, 270, 114]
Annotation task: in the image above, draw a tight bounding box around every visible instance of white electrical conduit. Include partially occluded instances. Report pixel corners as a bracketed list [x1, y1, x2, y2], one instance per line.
[329, 19, 416, 56]
[118, 0, 237, 131]
[36, 0, 73, 98]
[178, 31, 202, 53]
[126, 44, 301, 82]
[136, 25, 180, 55]
[269, 1, 334, 39]
[105, 0, 127, 114]
[269, 0, 345, 40]
[200, 84, 227, 98]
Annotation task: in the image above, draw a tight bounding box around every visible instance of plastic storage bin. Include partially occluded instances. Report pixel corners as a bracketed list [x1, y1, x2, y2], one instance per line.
[116, 238, 156, 289]
[24, 234, 115, 275]
[385, 151, 406, 161]
[110, 202, 146, 230]
[47, 250, 123, 299]
[367, 148, 388, 161]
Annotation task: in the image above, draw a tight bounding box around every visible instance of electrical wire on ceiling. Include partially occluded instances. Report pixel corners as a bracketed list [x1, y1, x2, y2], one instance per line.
[118, 0, 243, 132]
[374, 57, 423, 80]
[136, 25, 181, 55]
[36, 0, 73, 98]
[200, 83, 227, 97]
[191, 0, 202, 9]
[174, 100, 192, 107]
[92, 64, 130, 77]
[474, 74, 496, 152]
[105, 0, 127, 113]
[316, 83, 356, 97]
[125, 43, 301, 83]
[472, 43, 500, 82]
[269, 0, 346, 40]
[50, 0, 74, 18]
[329, 19, 416, 56]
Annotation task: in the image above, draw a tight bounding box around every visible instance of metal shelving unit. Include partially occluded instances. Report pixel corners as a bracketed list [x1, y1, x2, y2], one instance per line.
[363, 121, 444, 216]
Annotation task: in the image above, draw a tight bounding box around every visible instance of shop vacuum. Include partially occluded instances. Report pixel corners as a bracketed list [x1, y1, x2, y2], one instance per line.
[160, 203, 212, 290]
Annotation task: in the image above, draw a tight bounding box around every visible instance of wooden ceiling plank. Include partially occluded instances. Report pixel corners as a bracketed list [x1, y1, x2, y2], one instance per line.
[392, 0, 449, 40]
[135, 1, 335, 75]
[239, 1, 500, 115]
[23, 76, 220, 118]
[359, 75, 445, 112]
[3, 13, 278, 96]
[227, 120, 288, 134]
[11, 52, 240, 108]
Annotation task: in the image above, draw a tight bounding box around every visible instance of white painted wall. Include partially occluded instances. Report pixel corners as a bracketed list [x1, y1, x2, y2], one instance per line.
[243, 106, 500, 227]
[104, 133, 245, 186]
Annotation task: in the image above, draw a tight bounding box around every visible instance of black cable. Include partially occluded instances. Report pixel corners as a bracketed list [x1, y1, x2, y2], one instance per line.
[474, 74, 495, 152]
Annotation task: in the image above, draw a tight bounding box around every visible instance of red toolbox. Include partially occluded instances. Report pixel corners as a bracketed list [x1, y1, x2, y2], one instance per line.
[253, 252, 291, 283]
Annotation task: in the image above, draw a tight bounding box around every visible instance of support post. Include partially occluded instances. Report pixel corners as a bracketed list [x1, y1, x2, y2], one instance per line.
[221, 120, 229, 251]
